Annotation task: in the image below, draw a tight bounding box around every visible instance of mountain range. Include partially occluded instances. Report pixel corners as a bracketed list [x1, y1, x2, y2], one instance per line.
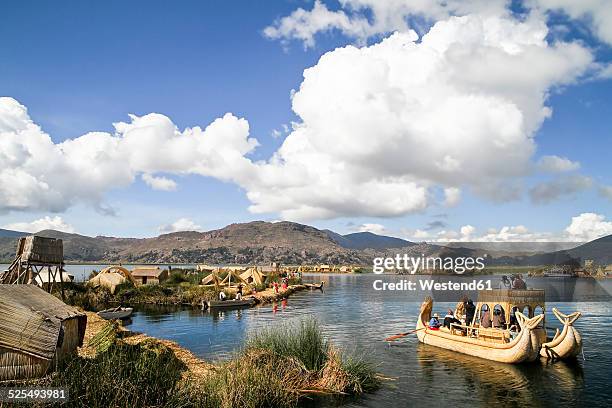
[0, 221, 609, 266]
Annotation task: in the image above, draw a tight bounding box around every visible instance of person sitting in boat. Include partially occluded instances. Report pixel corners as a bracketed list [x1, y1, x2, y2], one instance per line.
[219, 291, 227, 301]
[465, 299, 476, 326]
[481, 309, 492, 328]
[511, 274, 527, 289]
[492, 309, 506, 328]
[236, 284, 243, 300]
[429, 313, 441, 330]
[443, 309, 461, 329]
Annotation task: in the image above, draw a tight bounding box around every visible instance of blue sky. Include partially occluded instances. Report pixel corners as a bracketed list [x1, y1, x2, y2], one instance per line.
[0, 0, 611, 241]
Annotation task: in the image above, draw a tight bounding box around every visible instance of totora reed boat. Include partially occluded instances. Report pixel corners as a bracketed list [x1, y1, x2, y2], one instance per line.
[416, 289, 583, 364]
[540, 308, 582, 360]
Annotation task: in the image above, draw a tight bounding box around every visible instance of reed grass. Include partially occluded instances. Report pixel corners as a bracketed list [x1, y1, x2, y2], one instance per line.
[245, 318, 329, 371]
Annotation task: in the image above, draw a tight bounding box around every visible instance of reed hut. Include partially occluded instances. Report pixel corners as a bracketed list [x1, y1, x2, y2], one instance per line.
[88, 266, 135, 294]
[0, 285, 86, 381]
[131, 267, 168, 285]
[239, 267, 266, 286]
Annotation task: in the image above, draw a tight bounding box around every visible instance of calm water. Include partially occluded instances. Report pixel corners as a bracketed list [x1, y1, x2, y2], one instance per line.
[122, 274, 611, 407]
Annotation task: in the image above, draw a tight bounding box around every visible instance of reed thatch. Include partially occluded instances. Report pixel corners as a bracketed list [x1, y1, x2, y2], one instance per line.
[0, 285, 86, 381]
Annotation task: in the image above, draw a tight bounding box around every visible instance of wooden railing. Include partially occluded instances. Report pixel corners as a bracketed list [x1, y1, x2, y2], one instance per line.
[449, 323, 509, 344]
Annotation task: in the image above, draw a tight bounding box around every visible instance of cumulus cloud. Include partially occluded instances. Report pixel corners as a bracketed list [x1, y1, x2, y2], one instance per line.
[264, 0, 508, 47]
[404, 213, 612, 242]
[0, 13, 596, 222]
[537, 155, 580, 173]
[0, 97, 256, 214]
[529, 175, 592, 204]
[530, 0, 612, 45]
[357, 223, 387, 234]
[265, 1, 612, 49]
[142, 174, 177, 191]
[251, 14, 593, 219]
[565, 212, 612, 241]
[158, 218, 202, 234]
[2, 216, 75, 233]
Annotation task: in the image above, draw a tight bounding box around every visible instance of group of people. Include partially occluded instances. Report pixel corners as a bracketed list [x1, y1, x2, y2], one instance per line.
[218, 283, 245, 301]
[428, 298, 476, 330]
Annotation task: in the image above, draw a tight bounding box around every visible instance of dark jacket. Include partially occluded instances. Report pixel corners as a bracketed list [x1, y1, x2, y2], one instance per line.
[465, 302, 476, 325]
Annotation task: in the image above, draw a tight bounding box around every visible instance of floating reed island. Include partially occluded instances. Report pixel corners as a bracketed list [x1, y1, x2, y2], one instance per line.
[59, 263, 324, 310]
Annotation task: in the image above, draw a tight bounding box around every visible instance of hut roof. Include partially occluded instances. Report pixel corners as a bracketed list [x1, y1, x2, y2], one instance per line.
[477, 289, 545, 305]
[0, 285, 85, 360]
[132, 267, 164, 278]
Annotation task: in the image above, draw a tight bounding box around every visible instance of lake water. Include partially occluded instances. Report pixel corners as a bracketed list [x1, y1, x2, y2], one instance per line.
[124, 274, 612, 407]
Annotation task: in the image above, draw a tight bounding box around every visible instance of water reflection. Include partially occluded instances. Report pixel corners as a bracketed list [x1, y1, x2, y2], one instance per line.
[124, 274, 610, 407]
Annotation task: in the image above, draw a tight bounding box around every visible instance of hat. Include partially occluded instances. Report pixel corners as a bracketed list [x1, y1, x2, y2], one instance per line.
[433, 313, 439, 318]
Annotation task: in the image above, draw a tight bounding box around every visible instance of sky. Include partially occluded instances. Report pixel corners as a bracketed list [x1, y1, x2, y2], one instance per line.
[0, 0, 611, 242]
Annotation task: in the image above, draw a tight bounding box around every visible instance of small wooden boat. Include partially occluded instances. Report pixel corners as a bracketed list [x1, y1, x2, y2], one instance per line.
[97, 306, 133, 320]
[305, 281, 324, 290]
[540, 308, 582, 360]
[416, 290, 547, 364]
[205, 298, 256, 309]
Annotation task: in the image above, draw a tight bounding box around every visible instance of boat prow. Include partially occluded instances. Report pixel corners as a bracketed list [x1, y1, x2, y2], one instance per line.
[540, 308, 582, 360]
[416, 296, 545, 364]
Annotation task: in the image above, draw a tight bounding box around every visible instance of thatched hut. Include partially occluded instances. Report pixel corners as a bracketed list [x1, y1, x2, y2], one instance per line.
[239, 267, 267, 286]
[132, 267, 168, 285]
[0, 285, 86, 381]
[88, 266, 135, 294]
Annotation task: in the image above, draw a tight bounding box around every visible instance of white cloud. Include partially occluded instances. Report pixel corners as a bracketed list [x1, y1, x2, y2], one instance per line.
[529, 175, 592, 204]
[265, 1, 612, 49]
[565, 212, 612, 241]
[530, 0, 612, 45]
[443, 187, 461, 207]
[264, 0, 508, 47]
[142, 174, 177, 191]
[0, 13, 596, 222]
[599, 185, 612, 200]
[249, 14, 593, 219]
[404, 213, 612, 242]
[158, 218, 202, 234]
[537, 155, 580, 173]
[2, 216, 75, 233]
[357, 223, 387, 234]
[0, 97, 257, 214]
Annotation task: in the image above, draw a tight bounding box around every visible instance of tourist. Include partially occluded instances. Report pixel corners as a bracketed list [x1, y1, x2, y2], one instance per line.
[512, 274, 527, 290]
[281, 278, 288, 290]
[465, 299, 476, 326]
[273, 282, 279, 294]
[429, 313, 441, 330]
[481, 309, 492, 328]
[236, 283, 243, 300]
[219, 291, 227, 301]
[492, 309, 506, 328]
[444, 309, 461, 329]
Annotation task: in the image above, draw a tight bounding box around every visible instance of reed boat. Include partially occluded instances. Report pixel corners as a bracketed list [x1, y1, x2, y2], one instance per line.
[305, 281, 324, 290]
[97, 306, 133, 320]
[540, 308, 582, 360]
[416, 290, 550, 364]
[205, 298, 256, 309]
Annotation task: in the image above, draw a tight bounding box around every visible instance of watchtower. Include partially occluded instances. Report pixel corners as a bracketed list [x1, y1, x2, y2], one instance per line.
[1, 236, 65, 296]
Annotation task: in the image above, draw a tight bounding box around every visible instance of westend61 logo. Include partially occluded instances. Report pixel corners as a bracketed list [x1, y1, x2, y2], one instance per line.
[373, 254, 486, 275]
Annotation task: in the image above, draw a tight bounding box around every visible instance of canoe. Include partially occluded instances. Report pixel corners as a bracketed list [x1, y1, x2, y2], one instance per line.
[206, 298, 256, 309]
[97, 307, 133, 320]
[416, 297, 545, 364]
[305, 281, 324, 290]
[540, 308, 582, 360]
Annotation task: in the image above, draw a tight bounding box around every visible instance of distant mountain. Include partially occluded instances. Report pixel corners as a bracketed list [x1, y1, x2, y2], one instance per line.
[0, 228, 27, 238]
[0, 222, 609, 267]
[338, 231, 415, 250]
